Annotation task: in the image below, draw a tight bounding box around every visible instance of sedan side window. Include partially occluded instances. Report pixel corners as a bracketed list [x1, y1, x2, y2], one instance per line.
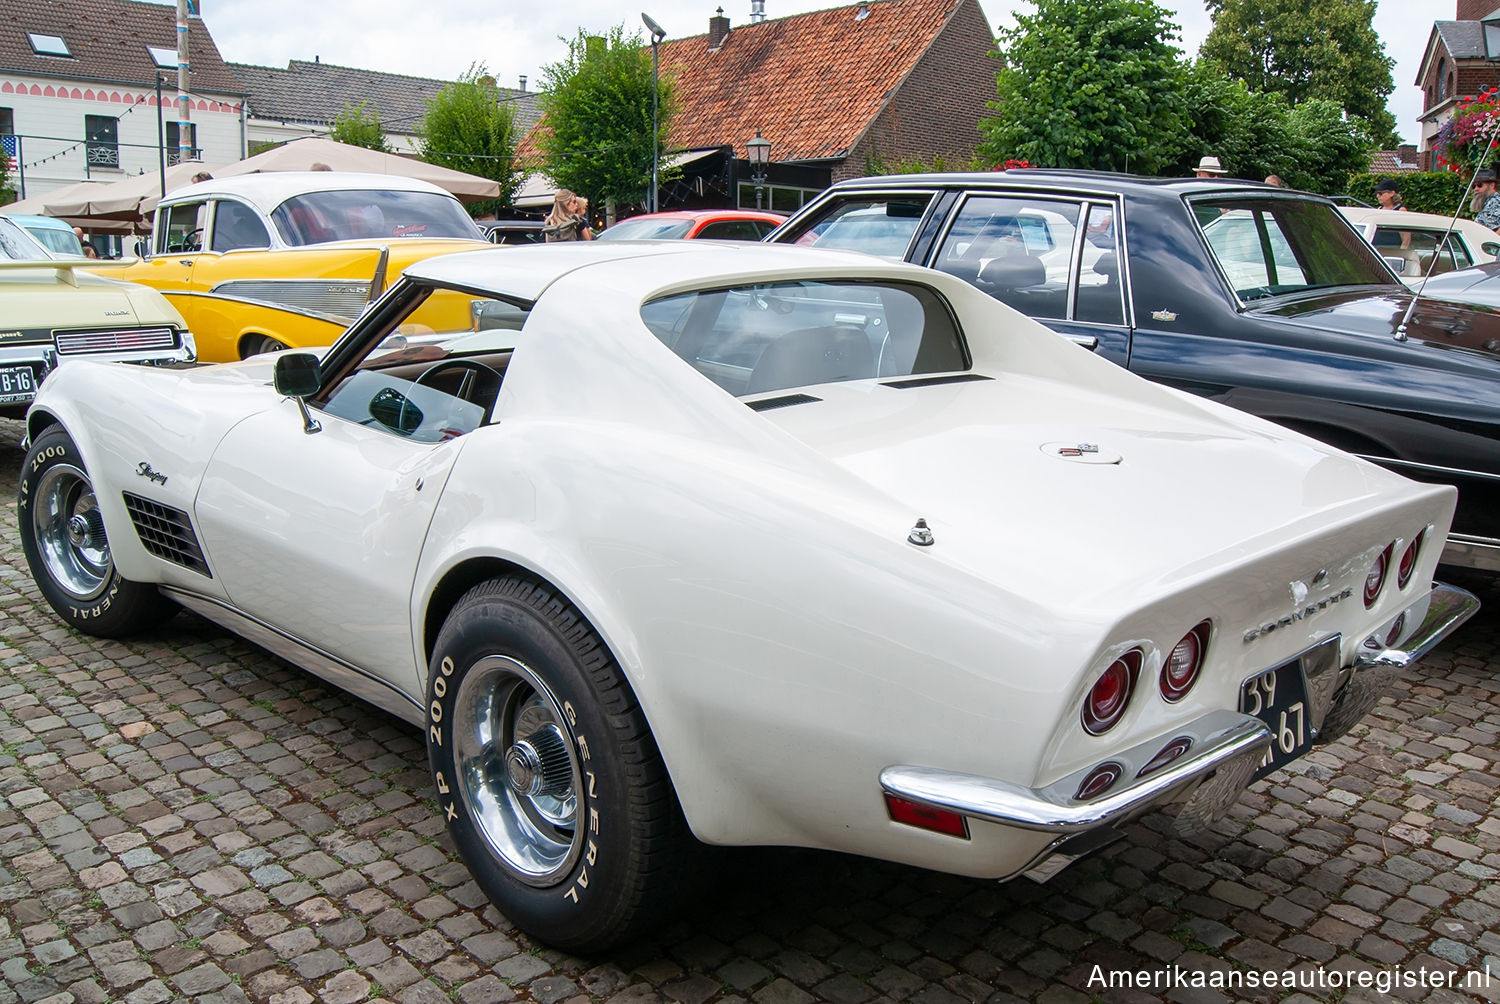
[783, 196, 932, 259]
[159, 201, 207, 254]
[210, 200, 271, 252]
[1073, 203, 1125, 325]
[933, 195, 1080, 320]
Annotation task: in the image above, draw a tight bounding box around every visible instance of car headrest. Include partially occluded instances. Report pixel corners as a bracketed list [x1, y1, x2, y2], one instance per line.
[1093, 251, 1117, 280]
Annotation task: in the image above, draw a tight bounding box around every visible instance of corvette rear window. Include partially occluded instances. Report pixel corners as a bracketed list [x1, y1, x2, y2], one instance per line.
[641, 279, 969, 397]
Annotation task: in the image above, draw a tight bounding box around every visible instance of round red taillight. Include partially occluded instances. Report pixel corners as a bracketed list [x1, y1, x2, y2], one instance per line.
[1385, 611, 1407, 648]
[1074, 762, 1123, 801]
[1083, 651, 1140, 735]
[1397, 529, 1426, 590]
[1364, 543, 1393, 608]
[1161, 621, 1211, 703]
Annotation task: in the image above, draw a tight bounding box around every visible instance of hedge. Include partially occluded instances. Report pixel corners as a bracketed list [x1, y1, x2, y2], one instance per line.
[1344, 171, 1467, 216]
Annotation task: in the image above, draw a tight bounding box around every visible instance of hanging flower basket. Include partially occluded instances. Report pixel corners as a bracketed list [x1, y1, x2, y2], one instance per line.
[1434, 87, 1500, 176]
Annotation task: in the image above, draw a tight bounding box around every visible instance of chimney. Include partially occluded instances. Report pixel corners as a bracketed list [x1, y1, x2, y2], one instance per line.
[1459, 0, 1497, 20]
[1399, 144, 1417, 166]
[519, 75, 527, 91]
[750, 0, 765, 22]
[709, 7, 731, 49]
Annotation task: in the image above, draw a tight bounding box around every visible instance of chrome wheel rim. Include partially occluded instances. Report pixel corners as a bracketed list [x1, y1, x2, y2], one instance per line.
[33, 463, 111, 601]
[452, 655, 584, 886]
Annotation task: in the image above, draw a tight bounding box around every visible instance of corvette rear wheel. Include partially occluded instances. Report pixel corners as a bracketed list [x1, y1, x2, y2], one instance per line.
[426, 576, 699, 952]
[18, 427, 175, 637]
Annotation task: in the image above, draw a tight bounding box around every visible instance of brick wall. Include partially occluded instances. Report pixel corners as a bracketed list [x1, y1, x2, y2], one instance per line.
[835, 0, 996, 181]
[1457, 0, 1498, 22]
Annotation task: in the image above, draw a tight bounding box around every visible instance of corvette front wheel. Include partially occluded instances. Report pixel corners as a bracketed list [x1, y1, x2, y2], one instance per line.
[426, 575, 700, 952]
[18, 426, 175, 638]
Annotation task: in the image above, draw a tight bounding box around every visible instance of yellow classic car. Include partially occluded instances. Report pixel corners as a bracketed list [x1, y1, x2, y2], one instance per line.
[90, 173, 491, 361]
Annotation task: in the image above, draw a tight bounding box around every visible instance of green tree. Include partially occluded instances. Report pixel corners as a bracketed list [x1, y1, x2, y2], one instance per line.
[0, 150, 12, 205]
[1201, 0, 1397, 146]
[330, 101, 389, 152]
[977, 0, 1188, 174]
[1281, 98, 1373, 194]
[536, 25, 676, 219]
[421, 64, 521, 209]
[1176, 60, 1294, 180]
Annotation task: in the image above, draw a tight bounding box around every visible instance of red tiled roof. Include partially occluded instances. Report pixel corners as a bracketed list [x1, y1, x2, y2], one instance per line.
[660, 0, 966, 162]
[1368, 150, 1419, 173]
[0, 0, 242, 94]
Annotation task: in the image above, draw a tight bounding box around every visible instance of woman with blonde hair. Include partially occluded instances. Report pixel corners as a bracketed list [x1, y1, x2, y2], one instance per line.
[544, 189, 592, 241]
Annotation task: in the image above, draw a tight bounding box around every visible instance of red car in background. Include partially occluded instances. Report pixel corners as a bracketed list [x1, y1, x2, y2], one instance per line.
[596, 209, 786, 241]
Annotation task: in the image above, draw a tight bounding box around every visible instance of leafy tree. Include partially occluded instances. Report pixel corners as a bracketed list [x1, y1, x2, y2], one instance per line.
[330, 101, 389, 152]
[536, 25, 677, 219]
[1280, 98, 1374, 194]
[1201, 0, 1397, 146]
[977, 0, 1188, 174]
[421, 64, 522, 209]
[0, 149, 12, 206]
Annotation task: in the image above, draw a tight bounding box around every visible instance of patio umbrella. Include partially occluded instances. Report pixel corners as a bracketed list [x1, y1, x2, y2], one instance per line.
[45, 161, 217, 222]
[210, 136, 501, 203]
[0, 181, 139, 232]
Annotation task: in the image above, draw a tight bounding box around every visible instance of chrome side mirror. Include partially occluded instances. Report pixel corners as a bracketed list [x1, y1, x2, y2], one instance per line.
[132, 238, 151, 260]
[273, 353, 322, 434]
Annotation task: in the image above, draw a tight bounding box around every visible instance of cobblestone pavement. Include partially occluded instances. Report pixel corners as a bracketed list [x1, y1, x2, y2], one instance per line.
[1, 418, 1499, 1004]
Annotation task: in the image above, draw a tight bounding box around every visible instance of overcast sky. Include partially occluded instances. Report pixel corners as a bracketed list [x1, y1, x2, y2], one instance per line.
[197, 0, 1443, 147]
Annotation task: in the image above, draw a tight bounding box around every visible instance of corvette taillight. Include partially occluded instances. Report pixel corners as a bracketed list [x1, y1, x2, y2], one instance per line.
[1364, 543, 1394, 608]
[1074, 762, 1123, 800]
[1398, 529, 1426, 590]
[1161, 621, 1211, 703]
[1083, 650, 1140, 735]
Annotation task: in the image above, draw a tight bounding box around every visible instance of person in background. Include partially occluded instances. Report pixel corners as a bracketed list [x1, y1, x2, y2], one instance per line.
[1194, 156, 1227, 178]
[72, 227, 99, 258]
[191, 171, 213, 183]
[1375, 177, 1408, 212]
[310, 163, 332, 171]
[1264, 175, 1284, 187]
[1473, 170, 1500, 233]
[543, 190, 592, 242]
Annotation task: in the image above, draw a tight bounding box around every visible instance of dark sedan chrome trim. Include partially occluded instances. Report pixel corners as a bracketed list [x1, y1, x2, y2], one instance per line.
[1441, 536, 1500, 572]
[160, 587, 425, 727]
[880, 709, 1269, 835]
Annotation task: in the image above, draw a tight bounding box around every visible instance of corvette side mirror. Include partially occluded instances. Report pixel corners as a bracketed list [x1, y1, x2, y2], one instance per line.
[273, 353, 322, 434]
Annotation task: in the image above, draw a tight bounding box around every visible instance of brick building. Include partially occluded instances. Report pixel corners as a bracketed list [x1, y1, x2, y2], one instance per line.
[519, 0, 998, 213]
[1415, 1, 1500, 169]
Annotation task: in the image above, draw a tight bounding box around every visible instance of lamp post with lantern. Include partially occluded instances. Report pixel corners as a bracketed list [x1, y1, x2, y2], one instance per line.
[642, 13, 666, 213]
[747, 130, 771, 210]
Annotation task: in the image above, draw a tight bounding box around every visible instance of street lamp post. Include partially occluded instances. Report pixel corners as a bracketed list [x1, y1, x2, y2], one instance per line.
[747, 130, 771, 210]
[642, 13, 666, 214]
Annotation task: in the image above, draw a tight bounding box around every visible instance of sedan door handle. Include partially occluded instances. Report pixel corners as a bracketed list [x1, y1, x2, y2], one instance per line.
[178, 259, 194, 266]
[1066, 334, 1100, 351]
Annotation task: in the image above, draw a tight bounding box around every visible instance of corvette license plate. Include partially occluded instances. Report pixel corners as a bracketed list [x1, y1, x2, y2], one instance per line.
[1240, 657, 1311, 780]
[0, 366, 37, 404]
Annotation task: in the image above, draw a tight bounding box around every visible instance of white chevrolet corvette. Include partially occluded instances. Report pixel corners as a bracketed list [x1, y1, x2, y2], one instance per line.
[17, 242, 1477, 951]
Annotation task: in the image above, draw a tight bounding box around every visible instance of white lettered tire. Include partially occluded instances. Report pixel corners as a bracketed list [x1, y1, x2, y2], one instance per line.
[18, 426, 175, 638]
[426, 575, 699, 951]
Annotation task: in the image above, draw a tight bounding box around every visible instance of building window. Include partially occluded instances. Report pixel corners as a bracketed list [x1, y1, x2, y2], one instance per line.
[0, 107, 13, 135]
[26, 33, 71, 57]
[148, 46, 177, 69]
[737, 182, 820, 213]
[1438, 59, 1449, 101]
[166, 121, 198, 165]
[85, 114, 119, 169]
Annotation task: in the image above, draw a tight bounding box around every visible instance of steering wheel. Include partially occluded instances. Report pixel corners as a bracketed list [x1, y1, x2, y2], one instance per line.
[412, 358, 504, 424]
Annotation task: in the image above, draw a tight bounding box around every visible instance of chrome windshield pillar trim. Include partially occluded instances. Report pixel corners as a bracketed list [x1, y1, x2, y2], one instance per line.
[1354, 582, 1479, 671]
[880, 709, 1270, 834]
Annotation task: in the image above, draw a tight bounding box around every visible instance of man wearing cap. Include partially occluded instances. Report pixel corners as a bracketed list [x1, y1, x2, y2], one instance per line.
[1474, 169, 1500, 232]
[1195, 156, 1227, 178]
[1374, 178, 1407, 212]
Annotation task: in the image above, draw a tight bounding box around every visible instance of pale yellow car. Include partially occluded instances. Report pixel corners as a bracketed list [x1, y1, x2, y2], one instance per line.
[90, 173, 491, 361]
[0, 216, 194, 416]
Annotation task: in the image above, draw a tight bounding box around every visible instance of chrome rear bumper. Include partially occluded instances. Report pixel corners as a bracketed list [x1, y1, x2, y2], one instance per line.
[881, 582, 1478, 857]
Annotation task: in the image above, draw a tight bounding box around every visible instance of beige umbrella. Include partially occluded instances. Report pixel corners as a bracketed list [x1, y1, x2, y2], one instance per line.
[0, 182, 139, 232]
[45, 161, 217, 222]
[211, 136, 501, 202]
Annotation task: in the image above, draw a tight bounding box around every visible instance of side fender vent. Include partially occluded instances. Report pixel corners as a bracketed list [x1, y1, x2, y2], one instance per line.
[122, 492, 212, 578]
[748, 393, 821, 412]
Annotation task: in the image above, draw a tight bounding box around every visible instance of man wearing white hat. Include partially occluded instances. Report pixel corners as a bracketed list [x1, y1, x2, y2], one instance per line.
[1195, 156, 1227, 177]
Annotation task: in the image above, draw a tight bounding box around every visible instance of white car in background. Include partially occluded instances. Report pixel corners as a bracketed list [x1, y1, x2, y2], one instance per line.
[16, 241, 1477, 952]
[1340, 206, 1500, 284]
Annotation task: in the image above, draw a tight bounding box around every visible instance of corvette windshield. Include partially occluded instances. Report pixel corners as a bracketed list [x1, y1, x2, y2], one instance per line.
[271, 190, 482, 246]
[641, 279, 968, 397]
[1193, 197, 1399, 302]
